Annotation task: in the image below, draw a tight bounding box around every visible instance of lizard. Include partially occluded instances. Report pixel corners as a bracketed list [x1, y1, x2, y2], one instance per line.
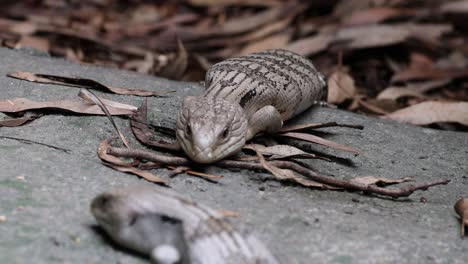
[91, 185, 280, 264]
[176, 49, 327, 164]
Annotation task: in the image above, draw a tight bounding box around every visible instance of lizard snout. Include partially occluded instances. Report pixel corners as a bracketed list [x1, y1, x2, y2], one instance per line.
[191, 145, 218, 164]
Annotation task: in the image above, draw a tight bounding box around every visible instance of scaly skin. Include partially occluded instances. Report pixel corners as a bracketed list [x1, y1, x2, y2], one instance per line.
[176, 49, 327, 163]
[91, 186, 279, 264]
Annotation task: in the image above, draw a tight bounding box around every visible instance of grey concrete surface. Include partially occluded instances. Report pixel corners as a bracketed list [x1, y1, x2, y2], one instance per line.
[0, 47, 467, 264]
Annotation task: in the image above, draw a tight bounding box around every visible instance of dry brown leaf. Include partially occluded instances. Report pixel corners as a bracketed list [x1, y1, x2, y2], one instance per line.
[377, 80, 450, 100]
[441, 1, 468, 13]
[335, 25, 410, 49]
[251, 146, 334, 188]
[334, 24, 451, 50]
[239, 17, 292, 43]
[157, 40, 188, 80]
[385, 101, 468, 126]
[188, 0, 280, 7]
[239, 31, 291, 55]
[279, 132, 360, 154]
[327, 69, 357, 104]
[8, 21, 37, 35]
[334, 0, 404, 16]
[7, 72, 173, 97]
[104, 162, 167, 184]
[401, 23, 452, 41]
[16, 36, 50, 52]
[0, 98, 135, 116]
[351, 176, 412, 186]
[243, 144, 321, 160]
[124, 52, 155, 74]
[201, 16, 292, 50]
[0, 115, 41, 127]
[356, 98, 391, 115]
[167, 166, 223, 180]
[280, 122, 364, 132]
[218, 3, 299, 35]
[392, 53, 468, 83]
[342, 8, 424, 26]
[130, 4, 161, 24]
[286, 34, 333, 57]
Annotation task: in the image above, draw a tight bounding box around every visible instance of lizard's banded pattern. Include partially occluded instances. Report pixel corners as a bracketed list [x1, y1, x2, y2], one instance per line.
[204, 49, 327, 120]
[176, 49, 327, 163]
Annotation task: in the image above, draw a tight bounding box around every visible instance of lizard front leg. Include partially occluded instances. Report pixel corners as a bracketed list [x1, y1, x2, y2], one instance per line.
[245, 105, 283, 141]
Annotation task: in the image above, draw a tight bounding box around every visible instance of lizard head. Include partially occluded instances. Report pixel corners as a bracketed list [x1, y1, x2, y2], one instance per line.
[90, 191, 135, 235]
[176, 96, 248, 163]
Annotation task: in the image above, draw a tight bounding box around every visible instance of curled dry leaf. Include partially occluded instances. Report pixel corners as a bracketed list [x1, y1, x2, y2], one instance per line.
[350, 176, 412, 186]
[327, 69, 357, 105]
[157, 39, 188, 80]
[243, 144, 326, 160]
[0, 98, 135, 116]
[7, 72, 173, 97]
[279, 132, 360, 154]
[130, 99, 180, 151]
[124, 52, 155, 74]
[385, 101, 468, 127]
[454, 197, 468, 238]
[97, 139, 136, 167]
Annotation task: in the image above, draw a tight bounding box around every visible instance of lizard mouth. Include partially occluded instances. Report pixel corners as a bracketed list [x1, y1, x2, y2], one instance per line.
[191, 147, 220, 164]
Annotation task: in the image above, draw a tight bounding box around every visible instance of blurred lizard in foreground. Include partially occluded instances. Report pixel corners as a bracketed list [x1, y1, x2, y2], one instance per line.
[91, 186, 279, 264]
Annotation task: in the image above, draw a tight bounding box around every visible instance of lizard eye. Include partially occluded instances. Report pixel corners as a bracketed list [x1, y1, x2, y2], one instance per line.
[186, 124, 192, 137]
[222, 127, 229, 139]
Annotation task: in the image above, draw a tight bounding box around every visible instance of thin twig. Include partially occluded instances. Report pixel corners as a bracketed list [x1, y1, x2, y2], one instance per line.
[79, 89, 130, 148]
[109, 147, 190, 165]
[0, 136, 71, 153]
[107, 146, 450, 198]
